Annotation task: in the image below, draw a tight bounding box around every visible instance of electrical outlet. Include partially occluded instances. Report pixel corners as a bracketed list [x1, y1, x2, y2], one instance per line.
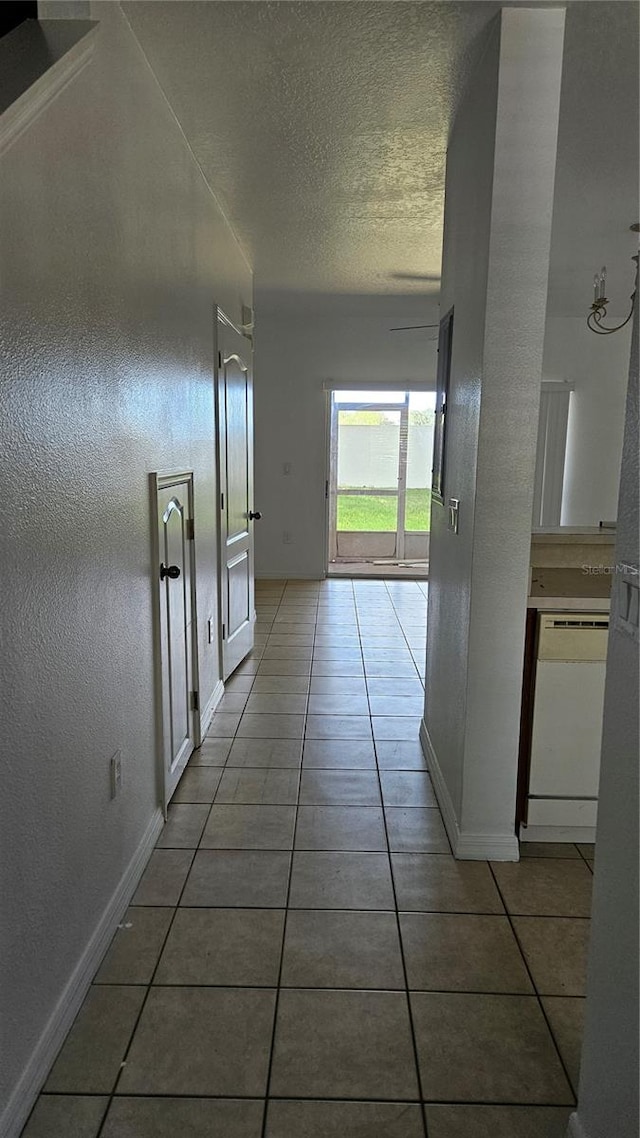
[110, 750, 123, 799]
[283, 462, 292, 475]
[283, 531, 292, 544]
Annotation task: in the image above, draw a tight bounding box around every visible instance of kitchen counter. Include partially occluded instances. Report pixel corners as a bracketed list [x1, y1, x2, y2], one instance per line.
[532, 526, 616, 545]
[528, 566, 611, 611]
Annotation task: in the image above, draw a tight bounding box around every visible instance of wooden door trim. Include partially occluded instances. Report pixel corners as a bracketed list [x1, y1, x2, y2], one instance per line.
[149, 470, 200, 814]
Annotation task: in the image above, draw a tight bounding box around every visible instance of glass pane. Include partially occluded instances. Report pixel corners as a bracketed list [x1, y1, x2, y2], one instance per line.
[334, 390, 407, 405]
[337, 407, 400, 532]
[406, 392, 436, 532]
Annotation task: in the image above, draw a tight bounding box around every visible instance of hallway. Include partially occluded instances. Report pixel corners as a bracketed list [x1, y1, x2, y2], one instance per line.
[24, 579, 591, 1138]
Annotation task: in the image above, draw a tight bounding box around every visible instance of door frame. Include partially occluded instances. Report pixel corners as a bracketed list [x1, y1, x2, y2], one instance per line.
[214, 307, 256, 679]
[150, 469, 201, 813]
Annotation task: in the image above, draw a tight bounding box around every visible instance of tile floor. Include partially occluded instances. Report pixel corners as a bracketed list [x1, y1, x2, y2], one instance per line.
[22, 578, 594, 1138]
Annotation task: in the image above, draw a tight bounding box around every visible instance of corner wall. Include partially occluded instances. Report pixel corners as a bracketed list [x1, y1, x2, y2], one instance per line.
[0, 4, 251, 1130]
[423, 7, 565, 858]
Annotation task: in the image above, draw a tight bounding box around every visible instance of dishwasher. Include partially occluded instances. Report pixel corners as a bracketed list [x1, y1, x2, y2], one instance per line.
[522, 611, 609, 843]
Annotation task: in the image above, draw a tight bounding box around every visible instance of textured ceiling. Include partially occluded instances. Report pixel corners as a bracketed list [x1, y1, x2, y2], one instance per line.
[123, 1, 638, 315]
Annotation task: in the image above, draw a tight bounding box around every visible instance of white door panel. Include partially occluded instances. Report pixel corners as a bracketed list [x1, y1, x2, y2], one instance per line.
[217, 313, 257, 679]
[152, 473, 198, 807]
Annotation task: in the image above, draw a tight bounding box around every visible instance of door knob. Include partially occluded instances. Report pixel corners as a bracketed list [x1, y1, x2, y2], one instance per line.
[160, 563, 181, 580]
[248, 511, 262, 521]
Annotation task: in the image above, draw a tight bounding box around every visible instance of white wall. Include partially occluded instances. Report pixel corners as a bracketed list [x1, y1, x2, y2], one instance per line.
[542, 316, 630, 525]
[0, 5, 251, 1130]
[569, 309, 639, 1138]
[423, 8, 565, 857]
[253, 308, 437, 578]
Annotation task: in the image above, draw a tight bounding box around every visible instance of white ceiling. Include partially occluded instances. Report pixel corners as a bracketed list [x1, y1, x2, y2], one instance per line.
[123, 1, 639, 316]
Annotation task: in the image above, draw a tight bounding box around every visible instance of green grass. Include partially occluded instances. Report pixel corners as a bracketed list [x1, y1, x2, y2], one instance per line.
[337, 488, 431, 532]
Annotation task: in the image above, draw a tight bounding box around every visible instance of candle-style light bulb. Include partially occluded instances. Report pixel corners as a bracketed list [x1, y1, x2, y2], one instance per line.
[593, 273, 600, 303]
[599, 266, 607, 300]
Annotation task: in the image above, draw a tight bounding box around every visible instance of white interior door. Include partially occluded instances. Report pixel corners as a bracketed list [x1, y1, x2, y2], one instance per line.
[152, 472, 198, 807]
[217, 312, 258, 679]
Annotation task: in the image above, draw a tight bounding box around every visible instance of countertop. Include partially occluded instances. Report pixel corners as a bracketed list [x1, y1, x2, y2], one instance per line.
[531, 526, 616, 545]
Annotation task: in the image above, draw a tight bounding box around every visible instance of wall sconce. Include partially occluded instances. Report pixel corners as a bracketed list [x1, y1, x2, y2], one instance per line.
[587, 227, 639, 336]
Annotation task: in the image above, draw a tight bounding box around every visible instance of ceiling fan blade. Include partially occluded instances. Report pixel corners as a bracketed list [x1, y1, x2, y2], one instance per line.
[389, 272, 441, 282]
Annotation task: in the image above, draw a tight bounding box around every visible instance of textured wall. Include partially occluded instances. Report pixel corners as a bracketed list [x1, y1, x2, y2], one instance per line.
[0, 3, 250, 1122]
[571, 300, 639, 1138]
[541, 317, 631, 526]
[253, 307, 437, 578]
[424, 7, 565, 851]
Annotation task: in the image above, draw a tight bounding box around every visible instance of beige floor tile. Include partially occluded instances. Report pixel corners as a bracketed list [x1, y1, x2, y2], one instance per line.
[411, 992, 573, 1103]
[226, 738, 303, 768]
[201, 804, 296, 849]
[95, 907, 173, 984]
[251, 675, 310, 694]
[392, 854, 504, 913]
[305, 715, 372, 739]
[372, 716, 422, 741]
[311, 660, 365, 677]
[181, 849, 290, 907]
[295, 805, 387, 851]
[244, 693, 308, 714]
[367, 678, 424, 699]
[207, 712, 242, 737]
[376, 740, 428, 769]
[424, 1105, 572, 1137]
[289, 851, 394, 909]
[156, 803, 210, 848]
[189, 738, 232, 766]
[520, 842, 581, 858]
[386, 808, 449, 853]
[576, 842, 595, 860]
[542, 996, 585, 1092]
[131, 849, 194, 906]
[215, 768, 300, 805]
[270, 989, 418, 1099]
[267, 633, 314, 646]
[155, 908, 285, 986]
[368, 696, 425, 716]
[364, 660, 419, 678]
[102, 1098, 263, 1138]
[236, 713, 305, 739]
[310, 676, 367, 696]
[512, 917, 590, 995]
[261, 646, 313, 660]
[381, 771, 436, 807]
[266, 1101, 423, 1137]
[281, 910, 404, 989]
[299, 770, 381, 806]
[224, 675, 257, 693]
[171, 768, 222, 803]
[216, 692, 250, 713]
[307, 692, 370, 716]
[117, 987, 276, 1096]
[401, 913, 533, 993]
[21, 1096, 108, 1138]
[45, 986, 146, 1093]
[256, 660, 312, 676]
[491, 859, 593, 917]
[302, 738, 376, 768]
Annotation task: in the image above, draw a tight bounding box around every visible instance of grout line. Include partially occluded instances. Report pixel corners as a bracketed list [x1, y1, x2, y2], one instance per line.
[487, 863, 579, 1102]
[259, 580, 318, 1138]
[355, 590, 430, 1138]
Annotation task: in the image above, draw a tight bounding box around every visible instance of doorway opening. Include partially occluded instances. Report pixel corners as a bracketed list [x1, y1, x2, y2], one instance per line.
[327, 389, 435, 579]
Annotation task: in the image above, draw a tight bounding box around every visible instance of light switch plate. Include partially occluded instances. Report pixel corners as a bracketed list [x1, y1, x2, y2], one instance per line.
[448, 497, 460, 534]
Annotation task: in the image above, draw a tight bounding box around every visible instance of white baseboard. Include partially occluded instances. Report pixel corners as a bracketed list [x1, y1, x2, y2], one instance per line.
[0, 808, 164, 1138]
[420, 719, 461, 852]
[420, 719, 520, 862]
[567, 1113, 586, 1138]
[200, 679, 224, 739]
